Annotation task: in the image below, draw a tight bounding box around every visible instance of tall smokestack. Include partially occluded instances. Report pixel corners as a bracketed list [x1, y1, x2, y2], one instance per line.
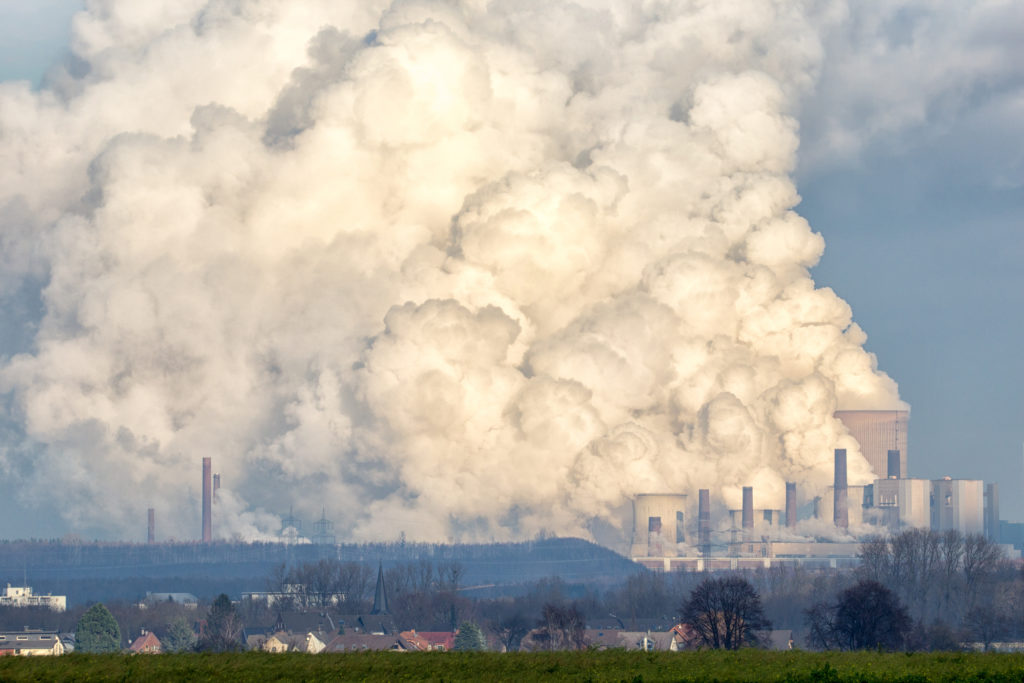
[202, 457, 212, 543]
[834, 449, 848, 529]
[213, 473, 221, 502]
[785, 482, 797, 528]
[742, 486, 753, 536]
[698, 488, 710, 555]
[147, 508, 155, 544]
[887, 450, 901, 479]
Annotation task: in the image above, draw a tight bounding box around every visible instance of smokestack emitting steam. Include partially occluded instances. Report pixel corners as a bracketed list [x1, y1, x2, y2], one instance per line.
[147, 508, 155, 544]
[834, 449, 848, 529]
[0, 0, 908, 541]
[785, 482, 797, 528]
[202, 458, 212, 543]
[698, 489, 711, 555]
[741, 486, 753, 537]
[887, 450, 901, 479]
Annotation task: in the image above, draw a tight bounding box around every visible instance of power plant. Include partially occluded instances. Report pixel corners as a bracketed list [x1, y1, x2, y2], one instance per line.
[629, 411, 1004, 571]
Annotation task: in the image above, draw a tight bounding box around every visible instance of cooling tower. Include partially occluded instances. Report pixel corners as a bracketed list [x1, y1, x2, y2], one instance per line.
[698, 489, 711, 556]
[834, 449, 848, 529]
[629, 494, 687, 558]
[202, 457, 212, 543]
[835, 410, 909, 480]
[785, 482, 797, 528]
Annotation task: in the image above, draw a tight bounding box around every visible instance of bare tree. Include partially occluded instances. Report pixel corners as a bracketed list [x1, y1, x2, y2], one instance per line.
[962, 533, 1004, 609]
[492, 612, 531, 652]
[533, 603, 587, 651]
[937, 529, 965, 614]
[805, 580, 910, 651]
[681, 576, 770, 650]
[857, 535, 891, 585]
[889, 528, 941, 619]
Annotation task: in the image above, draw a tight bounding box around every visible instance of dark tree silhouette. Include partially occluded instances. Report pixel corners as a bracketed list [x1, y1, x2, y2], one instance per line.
[806, 579, 911, 650]
[681, 576, 770, 649]
[197, 594, 243, 652]
[492, 612, 531, 652]
[532, 603, 587, 651]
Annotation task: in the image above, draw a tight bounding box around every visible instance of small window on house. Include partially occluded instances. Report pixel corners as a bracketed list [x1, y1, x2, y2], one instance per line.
[16, 636, 27, 641]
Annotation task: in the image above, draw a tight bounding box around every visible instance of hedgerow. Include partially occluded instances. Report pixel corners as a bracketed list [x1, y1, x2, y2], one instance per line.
[1, 650, 1023, 682]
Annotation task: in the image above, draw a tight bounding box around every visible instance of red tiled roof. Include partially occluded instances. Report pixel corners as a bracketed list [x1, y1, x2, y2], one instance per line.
[416, 631, 455, 650]
[129, 631, 162, 653]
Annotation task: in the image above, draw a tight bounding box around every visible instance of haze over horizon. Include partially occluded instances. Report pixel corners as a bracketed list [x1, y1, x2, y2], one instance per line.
[0, 0, 1020, 543]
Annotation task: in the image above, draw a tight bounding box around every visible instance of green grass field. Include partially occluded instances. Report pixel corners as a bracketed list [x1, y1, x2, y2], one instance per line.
[2, 650, 1023, 682]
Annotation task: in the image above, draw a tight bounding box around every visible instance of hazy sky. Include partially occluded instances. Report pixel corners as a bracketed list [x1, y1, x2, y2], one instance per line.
[0, 1, 1021, 538]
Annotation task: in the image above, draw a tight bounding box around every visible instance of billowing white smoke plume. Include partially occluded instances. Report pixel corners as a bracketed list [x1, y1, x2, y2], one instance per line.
[0, 0, 907, 542]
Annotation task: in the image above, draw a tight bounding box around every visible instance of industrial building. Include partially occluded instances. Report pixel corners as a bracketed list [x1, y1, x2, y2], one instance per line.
[0, 585, 66, 612]
[629, 445, 1001, 570]
[873, 477, 930, 529]
[930, 478, 984, 535]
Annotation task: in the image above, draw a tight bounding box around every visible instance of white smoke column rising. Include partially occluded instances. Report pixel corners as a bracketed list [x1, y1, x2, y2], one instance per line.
[0, 0, 905, 542]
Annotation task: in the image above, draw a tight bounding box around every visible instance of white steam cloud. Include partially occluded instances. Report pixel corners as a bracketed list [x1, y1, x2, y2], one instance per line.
[1, 0, 910, 542]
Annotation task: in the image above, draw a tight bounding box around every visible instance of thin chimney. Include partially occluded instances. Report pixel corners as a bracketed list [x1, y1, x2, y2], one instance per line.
[698, 488, 711, 556]
[213, 473, 221, 503]
[785, 482, 797, 528]
[202, 457, 212, 543]
[147, 508, 155, 544]
[834, 449, 848, 529]
[742, 486, 753, 536]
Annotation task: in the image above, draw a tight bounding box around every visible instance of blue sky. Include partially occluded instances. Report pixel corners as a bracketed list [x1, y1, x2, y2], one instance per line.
[0, 1, 1021, 537]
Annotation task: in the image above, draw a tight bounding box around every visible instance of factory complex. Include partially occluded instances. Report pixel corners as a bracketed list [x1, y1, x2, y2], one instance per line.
[629, 409, 1006, 571]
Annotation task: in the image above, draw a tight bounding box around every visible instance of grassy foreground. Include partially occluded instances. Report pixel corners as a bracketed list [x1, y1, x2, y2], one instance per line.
[2, 650, 1024, 682]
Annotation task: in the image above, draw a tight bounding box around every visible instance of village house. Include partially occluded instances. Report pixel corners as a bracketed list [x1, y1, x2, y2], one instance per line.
[128, 630, 163, 654]
[0, 630, 65, 656]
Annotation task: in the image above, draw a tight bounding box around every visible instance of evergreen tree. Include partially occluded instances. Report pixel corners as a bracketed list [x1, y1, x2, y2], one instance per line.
[162, 616, 198, 653]
[75, 603, 122, 653]
[197, 594, 243, 652]
[453, 621, 487, 651]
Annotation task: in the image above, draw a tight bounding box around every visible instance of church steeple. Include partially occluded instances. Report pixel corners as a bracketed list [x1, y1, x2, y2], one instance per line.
[371, 561, 389, 615]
